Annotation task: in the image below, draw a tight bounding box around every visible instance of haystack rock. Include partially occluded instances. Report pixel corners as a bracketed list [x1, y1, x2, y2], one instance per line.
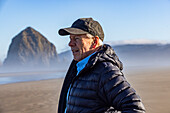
[3, 27, 58, 69]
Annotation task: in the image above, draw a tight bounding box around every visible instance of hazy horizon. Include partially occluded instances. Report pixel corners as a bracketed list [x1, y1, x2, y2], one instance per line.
[0, 33, 169, 62]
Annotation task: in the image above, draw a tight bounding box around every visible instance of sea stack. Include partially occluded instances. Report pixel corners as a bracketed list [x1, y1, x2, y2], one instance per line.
[3, 27, 58, 69]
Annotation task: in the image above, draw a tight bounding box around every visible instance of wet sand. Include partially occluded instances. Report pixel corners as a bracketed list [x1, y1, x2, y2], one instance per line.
[0, 67, 170, 113]
[0, 79, 63, 113]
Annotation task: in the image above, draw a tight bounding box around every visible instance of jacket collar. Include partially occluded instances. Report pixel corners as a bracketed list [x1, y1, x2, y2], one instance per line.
[85, 44, 123, 71]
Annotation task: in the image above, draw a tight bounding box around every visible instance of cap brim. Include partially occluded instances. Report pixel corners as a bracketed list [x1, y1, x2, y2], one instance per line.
[58, 27, 88, 36]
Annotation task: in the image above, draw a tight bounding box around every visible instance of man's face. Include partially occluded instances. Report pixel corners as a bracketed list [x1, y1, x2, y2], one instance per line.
[69, 34, 94, 61]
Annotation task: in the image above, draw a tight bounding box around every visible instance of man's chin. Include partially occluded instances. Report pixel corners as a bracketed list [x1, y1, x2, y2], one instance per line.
[73, 58, 80, 62]
[73, 56, 81, 62]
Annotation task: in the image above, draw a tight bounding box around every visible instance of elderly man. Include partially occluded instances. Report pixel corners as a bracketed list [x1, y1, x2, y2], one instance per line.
[58, 18, 145, 113]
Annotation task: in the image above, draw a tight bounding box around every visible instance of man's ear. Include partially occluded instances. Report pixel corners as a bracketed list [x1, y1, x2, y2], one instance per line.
[93, 36, 99, 48]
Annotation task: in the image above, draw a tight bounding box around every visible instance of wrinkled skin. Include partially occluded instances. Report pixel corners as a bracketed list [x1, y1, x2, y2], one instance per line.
[68, 34, 95, 62]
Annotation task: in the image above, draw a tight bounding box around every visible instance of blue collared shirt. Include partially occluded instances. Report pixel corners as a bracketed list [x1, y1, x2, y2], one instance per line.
[64, 52, 96, 113]
[76, 52, 95, 75]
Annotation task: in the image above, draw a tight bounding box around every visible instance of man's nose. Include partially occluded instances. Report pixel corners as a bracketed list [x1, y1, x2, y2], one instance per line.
[68, 40, 75, 47]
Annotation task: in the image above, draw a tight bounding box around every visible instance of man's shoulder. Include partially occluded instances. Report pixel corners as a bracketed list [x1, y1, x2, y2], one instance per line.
[98, 60, 120, 69]
[93, 60, 121, 74]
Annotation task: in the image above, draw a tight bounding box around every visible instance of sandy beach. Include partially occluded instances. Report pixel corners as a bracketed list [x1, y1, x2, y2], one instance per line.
[0, 78, 63, 113]
[0, 67, 170, 113]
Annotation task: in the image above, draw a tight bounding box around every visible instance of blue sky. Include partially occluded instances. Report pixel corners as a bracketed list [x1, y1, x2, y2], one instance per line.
[0, 0, 170, 61]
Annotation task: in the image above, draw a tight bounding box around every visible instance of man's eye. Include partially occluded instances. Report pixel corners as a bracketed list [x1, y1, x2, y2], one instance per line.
[75, 38, 79, 40]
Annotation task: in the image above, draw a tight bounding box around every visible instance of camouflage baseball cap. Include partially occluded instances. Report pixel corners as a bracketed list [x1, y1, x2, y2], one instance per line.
[58, 18, 104, 41]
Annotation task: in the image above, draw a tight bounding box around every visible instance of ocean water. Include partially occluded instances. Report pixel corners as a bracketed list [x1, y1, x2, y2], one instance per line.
[0, 71, 66, 85]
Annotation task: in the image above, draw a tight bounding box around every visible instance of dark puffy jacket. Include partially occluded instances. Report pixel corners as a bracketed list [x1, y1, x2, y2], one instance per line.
[58, 44, 145, 113]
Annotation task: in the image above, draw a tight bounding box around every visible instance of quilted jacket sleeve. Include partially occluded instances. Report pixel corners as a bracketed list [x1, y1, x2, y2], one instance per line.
[98, 63, 145, 113]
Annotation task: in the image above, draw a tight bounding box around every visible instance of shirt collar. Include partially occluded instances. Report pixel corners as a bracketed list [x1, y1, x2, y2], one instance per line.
[76, 52, 96, 75]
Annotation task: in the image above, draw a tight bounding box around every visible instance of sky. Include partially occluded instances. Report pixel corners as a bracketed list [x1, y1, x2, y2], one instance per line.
[0, 0, 170, 61]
